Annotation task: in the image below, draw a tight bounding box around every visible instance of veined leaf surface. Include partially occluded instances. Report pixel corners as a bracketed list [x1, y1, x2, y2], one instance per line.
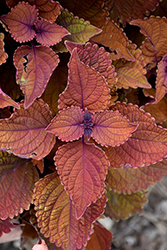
[65, 41, 117, 88]
[0, 151, 39, 219]
[34, 172, 106, 250]
[105, 189, 147, 221]
[46, 106, 84, 142]
[1, 2, 38, 43]
[104, 102, 167, 168]
[92, 110, 137, 146]
[0, 99, 56, 160]
[35, 20, 69, 46]
[56, 9, 102, 44]
[54, 140, 109, 219]
[59, 48, 110, 112]
[14, 45, 59, 109]
[92, 19, 135, 61]
[106, 158, 167, 194]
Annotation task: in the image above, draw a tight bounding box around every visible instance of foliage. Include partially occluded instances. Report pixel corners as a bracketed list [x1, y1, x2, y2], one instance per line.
[0, 0, 167, 249]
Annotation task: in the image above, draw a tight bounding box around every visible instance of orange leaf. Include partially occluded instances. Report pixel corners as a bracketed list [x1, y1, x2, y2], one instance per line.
[46, 106, 84, 142]
[32, 159, 44, 174]
[14, 45, 59, 109]
[0, 33, 8, 65]
[155, 54, 167, 102]
[59, 48, 110, 112]
[54, 140, 109, 219]
[86, 221, 112, 250]
[0, 88, 20, 109]
[34, 172, 106, 250]
[106, 0, 160, 26]
[106, 158, 167, 194]
[131, 16, 167, 68]
[65, 41, 117, 88]
[92, 19, 135, 61]
[142, 89, 167, 124]
[114, 43, 151, 89]
[92, 110, 137, 146]
[0, 99, 56, 160]
[104, 102, 167, 168]
[32, 240, 48, 250]
[0, 151, 39, 219]
[6, 0, 62, 22]
[105, 189, 147, 221]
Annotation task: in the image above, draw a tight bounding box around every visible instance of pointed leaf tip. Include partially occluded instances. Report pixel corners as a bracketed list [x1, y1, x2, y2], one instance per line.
[92, 110, 137, 147]
[0, 88, 20, 109]
[104, 102, 167, 169]
[14, 45, 59, 109]
[34, 172, 106, 250]
[0, 99, 56, 160]
[59, 48, 110, 112]
[54, 140, 109, 219]
[35, 20, 69, 46]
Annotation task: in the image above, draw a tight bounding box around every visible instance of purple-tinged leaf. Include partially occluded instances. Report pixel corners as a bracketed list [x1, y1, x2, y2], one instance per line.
[54, 140, 109, 219]
[59, 48, 110, 112]
[0, 151, 39, 219]
[1, 2, 38, 43]
[92, 110, 137, 146]
[14, 45, 59, 109]
[46, 106, 84, 142]
[35, 20, 69, 46]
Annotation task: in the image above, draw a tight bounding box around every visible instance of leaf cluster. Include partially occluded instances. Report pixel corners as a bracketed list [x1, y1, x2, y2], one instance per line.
[0, 0, 167, 249]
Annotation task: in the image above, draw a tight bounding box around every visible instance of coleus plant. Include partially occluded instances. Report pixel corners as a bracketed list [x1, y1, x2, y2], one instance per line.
[0, 0, 167, 249]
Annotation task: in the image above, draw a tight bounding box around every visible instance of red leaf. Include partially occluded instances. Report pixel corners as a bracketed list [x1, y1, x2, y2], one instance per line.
[46, 106, 84, 142]
[86, 221, 112, 250]
[0, 218, 16, 237]
[104, 102, 167, 168]
[0, 151, 39, 219]
[0, 88, 20, 109]
[34, 172, 106, 250]
[59, 48, 110, 112]
[1, 2, 38, 43]
[0, 99, 56, 160]
[54, 140, 109, 219]
[14, 45, 59, 109]
[156, 54, 167, 102]
[92, 110, 137, 146]
[0, 33, 8, 65]
[35, 20, 69, 46]
[65, 41, 117, 88]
